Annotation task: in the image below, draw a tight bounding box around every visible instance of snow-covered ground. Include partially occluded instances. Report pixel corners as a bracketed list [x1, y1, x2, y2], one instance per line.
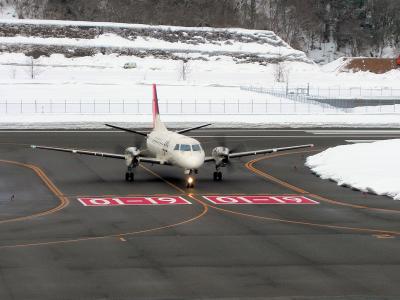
[0, 19, 399, 127]
[0, 52, 399, 127]
[306, 139, 400, 200]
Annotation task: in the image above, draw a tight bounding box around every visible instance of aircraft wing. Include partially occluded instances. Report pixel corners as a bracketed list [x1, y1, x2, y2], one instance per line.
[31, 145, 168, 165]
[31, 145, 125, 159]
[228, 144, 314, 158]
[204, 144, 314, 162]
[138, 157, 171, 165]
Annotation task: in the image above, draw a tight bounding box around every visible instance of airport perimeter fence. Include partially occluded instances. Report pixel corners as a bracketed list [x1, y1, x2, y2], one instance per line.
[241, 86, 400, 111]
[0, 87, 400, 115]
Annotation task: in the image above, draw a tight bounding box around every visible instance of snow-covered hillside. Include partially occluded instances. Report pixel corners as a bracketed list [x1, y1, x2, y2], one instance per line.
[306, 140, 400, 200]
[0, 19, 311, 65]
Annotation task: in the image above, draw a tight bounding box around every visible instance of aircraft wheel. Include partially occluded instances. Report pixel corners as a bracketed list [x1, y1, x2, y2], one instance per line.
[217, 172, 223, 181]
[126, 172, 134, 182]
[213, 172, 218, 181]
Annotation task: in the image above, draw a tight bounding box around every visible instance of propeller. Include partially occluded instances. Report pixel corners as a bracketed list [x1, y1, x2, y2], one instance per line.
[215, 135, 242, 154]
[210, 135, 248, 172]
[114, 135, 147, 155]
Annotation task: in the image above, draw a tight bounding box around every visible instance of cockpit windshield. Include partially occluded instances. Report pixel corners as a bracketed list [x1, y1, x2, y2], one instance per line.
[180, 144, 191, 151]
[192, 144, 201, 151]
[174, 144, 202, 152]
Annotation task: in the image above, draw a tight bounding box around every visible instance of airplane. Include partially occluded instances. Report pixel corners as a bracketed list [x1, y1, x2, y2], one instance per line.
[31, 84, 314, 188]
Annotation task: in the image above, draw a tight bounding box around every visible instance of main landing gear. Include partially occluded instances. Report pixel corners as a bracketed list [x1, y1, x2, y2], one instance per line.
[125, 164, 136, 182]
[125, 171, 134, 182]
[213, 170, 223, 181]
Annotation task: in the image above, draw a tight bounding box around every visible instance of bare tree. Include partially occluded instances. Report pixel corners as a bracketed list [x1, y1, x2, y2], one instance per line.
[26, 57, 43, 79]
[178, 55, 191, 81]
[273, 62, 289, 83]
[9, 67, 17, 79]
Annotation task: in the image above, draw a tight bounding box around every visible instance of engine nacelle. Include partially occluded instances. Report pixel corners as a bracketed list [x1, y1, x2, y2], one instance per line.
[124, 147, 140, 166]
[212, 146, 230, 167]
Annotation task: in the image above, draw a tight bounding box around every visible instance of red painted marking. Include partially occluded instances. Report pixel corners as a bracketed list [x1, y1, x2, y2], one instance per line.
[203, 195, 319, 205]
[78, 196, 191, 206]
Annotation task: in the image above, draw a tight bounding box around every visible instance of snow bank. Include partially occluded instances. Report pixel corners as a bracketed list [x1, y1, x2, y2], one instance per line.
[306, 139, 400, 200]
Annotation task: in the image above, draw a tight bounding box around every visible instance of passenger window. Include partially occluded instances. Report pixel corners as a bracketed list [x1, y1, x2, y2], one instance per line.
[180, 144, 191, 151]
[192, 144, 201, 151]
[174, 144, 180, 150]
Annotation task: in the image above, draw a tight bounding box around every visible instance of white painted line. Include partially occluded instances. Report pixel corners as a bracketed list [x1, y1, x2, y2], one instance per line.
[307, 130, 400, 135]
[345, 140, 378, 143]
[203, 195, 319, 205]
[192, 136, 400, 138]
[0, 130, 125, 133]
[0, 131, 399, 138]
[78, 196, 191, 206]
[0, 129, 306, 133]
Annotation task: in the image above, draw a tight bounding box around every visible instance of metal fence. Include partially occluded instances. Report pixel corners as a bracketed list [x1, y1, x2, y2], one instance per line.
[244, 85, 400, 99]
[241, 86, 400, 112]
[0, 99, 325, 115]
[0, 97, 399, 115]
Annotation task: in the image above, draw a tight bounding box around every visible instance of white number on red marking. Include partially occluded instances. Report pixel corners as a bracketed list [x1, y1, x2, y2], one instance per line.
[203, 195, 319, 205]
[78, 196, 191, 206]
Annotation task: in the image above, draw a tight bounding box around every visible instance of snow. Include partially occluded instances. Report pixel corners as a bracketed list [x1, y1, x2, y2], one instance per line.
[320, 57, 348, 73]
[0, 52, 399, 127]
[0, 33, 301, 58]
[0, 19, 399, 127]
[0, 18, 288, 36]
[0, 1, 17, 19]
[0, 114, 400, 129]
[306, 139, 400, 200]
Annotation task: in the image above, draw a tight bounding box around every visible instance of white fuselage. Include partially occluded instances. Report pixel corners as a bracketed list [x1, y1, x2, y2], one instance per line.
[147, 130, 205, 170]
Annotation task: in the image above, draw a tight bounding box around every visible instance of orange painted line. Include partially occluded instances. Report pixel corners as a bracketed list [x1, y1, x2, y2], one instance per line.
[374, 234, 395, 239]
[0, 196, 208, 249]
[140, 164, 187, 194]
[209, 204, 400, 235]
[0, 160, 69, 224]
[0, 163, 208, 249]
[245, 149, 400, 214]
[140, 163, 400, 236]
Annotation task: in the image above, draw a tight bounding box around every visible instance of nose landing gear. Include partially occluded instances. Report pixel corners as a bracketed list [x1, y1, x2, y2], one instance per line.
[186, 176, 195, 188]
[185, 169, 197, 188]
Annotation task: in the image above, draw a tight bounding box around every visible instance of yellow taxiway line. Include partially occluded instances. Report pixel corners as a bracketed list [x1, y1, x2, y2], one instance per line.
[0, 160, 69, 224]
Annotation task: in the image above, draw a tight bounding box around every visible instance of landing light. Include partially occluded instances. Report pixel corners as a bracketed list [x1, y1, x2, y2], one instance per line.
[188, 177, 194, 184]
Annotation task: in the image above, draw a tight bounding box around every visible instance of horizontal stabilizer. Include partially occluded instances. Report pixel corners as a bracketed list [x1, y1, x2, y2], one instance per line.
[105, 124, 148, 137]
[176, 123, 212, 134]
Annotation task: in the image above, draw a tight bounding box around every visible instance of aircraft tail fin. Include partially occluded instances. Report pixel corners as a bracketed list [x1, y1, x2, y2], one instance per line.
[152, 84, 167, 131]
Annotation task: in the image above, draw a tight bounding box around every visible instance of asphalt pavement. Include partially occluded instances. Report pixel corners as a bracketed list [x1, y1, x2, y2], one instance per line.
[0, 128, 399, 300]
